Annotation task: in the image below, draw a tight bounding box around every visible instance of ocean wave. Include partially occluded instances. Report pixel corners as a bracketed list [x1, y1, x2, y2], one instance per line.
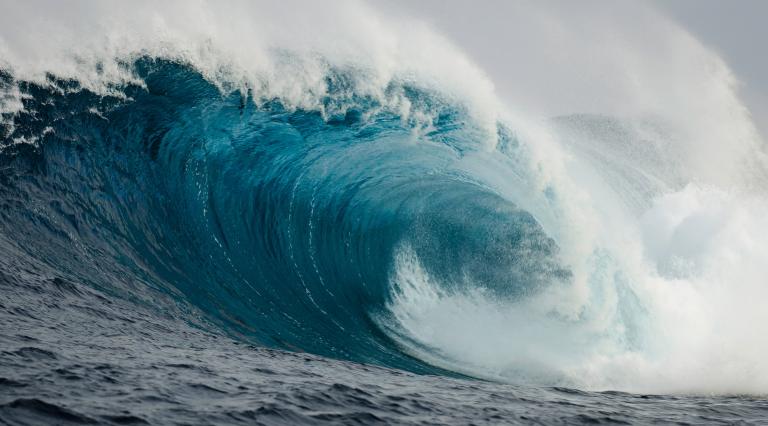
[2, 0, 768, 395]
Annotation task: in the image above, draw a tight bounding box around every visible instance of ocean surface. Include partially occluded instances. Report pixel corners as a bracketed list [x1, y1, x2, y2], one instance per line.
[3, 265, 767, 425]
[2, 2, 768, 424]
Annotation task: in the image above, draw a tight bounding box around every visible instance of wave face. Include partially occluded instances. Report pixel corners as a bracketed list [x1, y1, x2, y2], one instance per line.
[0, 58, 575, 374]
[3, 0, 768, 398]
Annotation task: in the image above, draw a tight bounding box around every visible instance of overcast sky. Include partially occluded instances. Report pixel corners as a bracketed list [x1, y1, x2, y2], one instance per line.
[374, 0, 768, 139]
[654, 0, 768, 138]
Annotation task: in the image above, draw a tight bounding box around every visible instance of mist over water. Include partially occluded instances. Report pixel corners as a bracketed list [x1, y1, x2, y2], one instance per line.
[2, 0, 768, 401]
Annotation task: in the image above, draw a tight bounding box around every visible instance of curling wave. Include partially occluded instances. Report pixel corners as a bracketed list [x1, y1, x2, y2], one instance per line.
[0, 56, 576, 373]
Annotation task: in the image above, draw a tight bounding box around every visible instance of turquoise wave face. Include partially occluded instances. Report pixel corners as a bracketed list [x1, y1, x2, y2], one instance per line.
[0, 58, 570, 375]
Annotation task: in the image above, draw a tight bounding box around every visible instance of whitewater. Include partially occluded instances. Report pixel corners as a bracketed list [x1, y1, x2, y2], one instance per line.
[1, 0, 768, 424]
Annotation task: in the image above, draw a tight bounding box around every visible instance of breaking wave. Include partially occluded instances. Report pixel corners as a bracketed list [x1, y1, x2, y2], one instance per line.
[2, 0, 768, 395]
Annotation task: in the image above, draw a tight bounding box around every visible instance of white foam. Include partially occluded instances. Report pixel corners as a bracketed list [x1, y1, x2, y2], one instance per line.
[0, 0, 502, 143]
[387, 186, 768, 394]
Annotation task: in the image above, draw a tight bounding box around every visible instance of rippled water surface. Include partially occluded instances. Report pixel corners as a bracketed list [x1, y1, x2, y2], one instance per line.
[3, 269, 767, 425]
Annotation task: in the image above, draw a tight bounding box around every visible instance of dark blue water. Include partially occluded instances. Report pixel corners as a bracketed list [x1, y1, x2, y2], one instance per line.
[1, 59, 767, 425]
